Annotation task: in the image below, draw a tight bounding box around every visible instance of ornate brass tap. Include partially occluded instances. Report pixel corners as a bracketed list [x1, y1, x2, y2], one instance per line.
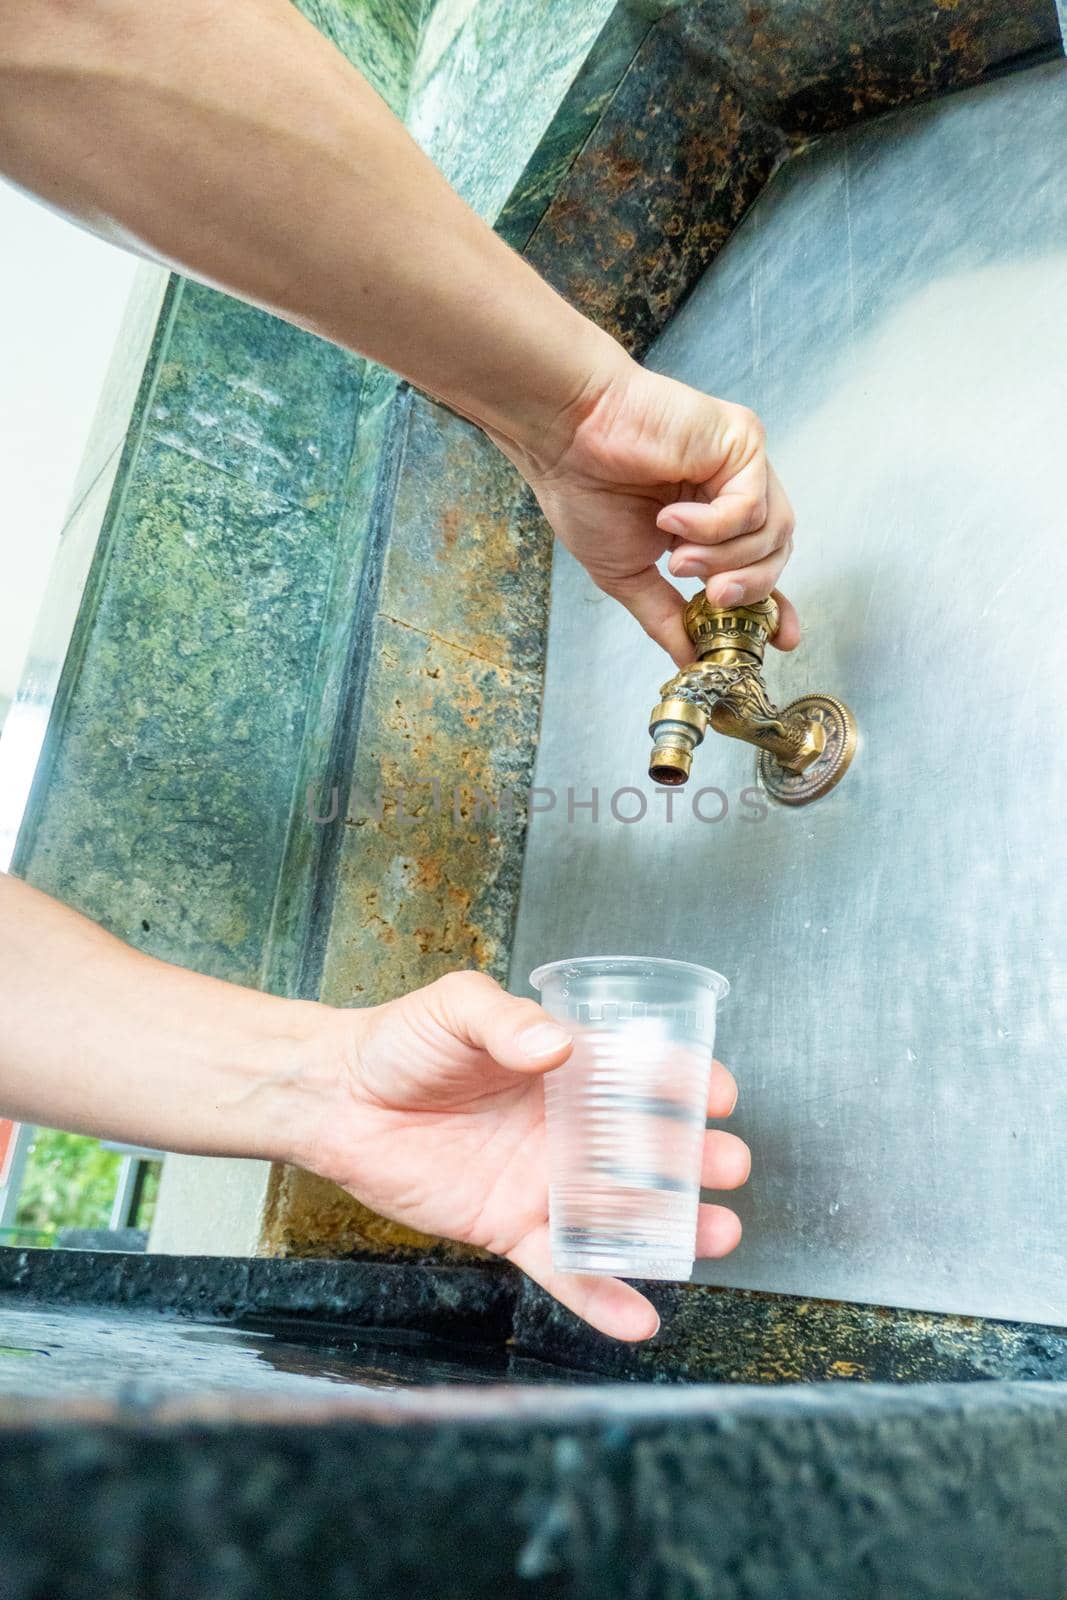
[647, 594, 857, 806]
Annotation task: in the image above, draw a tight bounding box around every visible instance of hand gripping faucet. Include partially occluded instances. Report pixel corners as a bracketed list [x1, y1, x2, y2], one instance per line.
[647, 593, 858, 806]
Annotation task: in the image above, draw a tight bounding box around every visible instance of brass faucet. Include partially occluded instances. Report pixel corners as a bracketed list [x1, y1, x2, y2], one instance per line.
[647, 594, 857, 806]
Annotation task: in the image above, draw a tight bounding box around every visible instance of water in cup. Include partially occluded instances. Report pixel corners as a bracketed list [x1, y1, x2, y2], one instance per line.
[530, 956, 729, 1280]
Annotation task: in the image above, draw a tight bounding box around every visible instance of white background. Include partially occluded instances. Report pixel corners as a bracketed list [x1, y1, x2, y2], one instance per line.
[0, 179, 138, 713]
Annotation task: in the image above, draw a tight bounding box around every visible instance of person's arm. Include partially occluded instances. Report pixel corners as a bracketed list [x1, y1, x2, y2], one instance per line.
[0, 874, 323, 1158]
[0, 0, 798, 663]
[0, 874, 749, 1342]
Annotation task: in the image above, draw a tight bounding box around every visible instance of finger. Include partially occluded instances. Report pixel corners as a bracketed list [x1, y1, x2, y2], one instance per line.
[656, 452, 768, 547]
[704, 541, 792, 611]
[707, 1059, 738, 1117]
[670, 470, 794, 606]
[695, 1203, 743, 1258]
[602, 567, 693, 667]
[508, 1224, 660, 1342]
[431, 970, 573, 1074]
[768, 588, 801, 652]
[668, 522, 786, 581]
[700, 1129, 751, 1191]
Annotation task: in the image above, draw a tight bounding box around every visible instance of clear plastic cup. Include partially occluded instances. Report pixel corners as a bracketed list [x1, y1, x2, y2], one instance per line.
[529, 955, 730, 1280]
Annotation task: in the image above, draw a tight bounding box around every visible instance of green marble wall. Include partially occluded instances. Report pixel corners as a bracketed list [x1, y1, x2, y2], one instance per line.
[409, 0, 620, 219]
[12, 3, 418, 992]
[295, 0, 424, 113]
[15, 279, 365, 986]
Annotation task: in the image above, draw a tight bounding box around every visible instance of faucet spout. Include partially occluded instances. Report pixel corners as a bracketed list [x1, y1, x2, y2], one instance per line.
[647, 595, 857, 806]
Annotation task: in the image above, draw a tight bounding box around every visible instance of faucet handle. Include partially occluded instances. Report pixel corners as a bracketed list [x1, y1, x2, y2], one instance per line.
[683, 592, 780, 659]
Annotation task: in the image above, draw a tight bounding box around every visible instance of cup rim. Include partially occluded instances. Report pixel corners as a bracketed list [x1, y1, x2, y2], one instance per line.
[528, 954, 729, 1001]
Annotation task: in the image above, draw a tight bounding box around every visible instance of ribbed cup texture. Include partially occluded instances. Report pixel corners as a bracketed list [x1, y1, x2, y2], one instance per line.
[532, 958, 727, 1280]
[543, 1014, 713, 1279]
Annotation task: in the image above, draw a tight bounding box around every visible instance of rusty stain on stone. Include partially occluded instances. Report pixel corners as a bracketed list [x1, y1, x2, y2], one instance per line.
[261, 1168, 491, 1262]
[513, 1278, 1067, 1384]
[261, 397, 549, 1261]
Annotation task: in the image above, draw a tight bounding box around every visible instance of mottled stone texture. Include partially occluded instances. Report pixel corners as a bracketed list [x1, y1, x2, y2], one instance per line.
[7, 1386, 1067, 1600]
[495, 3, 660, 249]
[319, 396, 550, 1000]
[678, 0, 1060, 138]
[525, 24, 787, 354]
[262, 1168, 490, 1261]
[15, 280, 363, 985]
[0, 1249, 516, 1345]
[409, 0, 620, 219]
[259, 1, 630, 1257]
[260, 360, 403, 1000]
[12, 0, 423, 988]
[521, 0, 1061, 355]
[295, 0, 424, 113]
[513, 1279, 1067, 1385]
[260, 394, 551, 1257]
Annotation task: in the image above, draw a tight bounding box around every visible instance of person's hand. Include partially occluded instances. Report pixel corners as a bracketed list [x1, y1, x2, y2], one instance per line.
[298, 970, 749, 1342]
[501, 356, 800, 667]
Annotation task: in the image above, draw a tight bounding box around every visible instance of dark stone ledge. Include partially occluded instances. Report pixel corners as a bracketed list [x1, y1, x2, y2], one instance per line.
[0, 1382, 1065, 1599]
[513, 1278, 1067, 1384]
[0, 1248, 516, 1347]
[4, 1248, 1067, 1383]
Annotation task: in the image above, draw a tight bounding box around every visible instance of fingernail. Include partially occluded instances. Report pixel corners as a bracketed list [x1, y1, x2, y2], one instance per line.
[713, 582, 745, 606]
[658, 515, 685, 537]
[519, 1021, 572, 1058]
[671, 560, 701, 578]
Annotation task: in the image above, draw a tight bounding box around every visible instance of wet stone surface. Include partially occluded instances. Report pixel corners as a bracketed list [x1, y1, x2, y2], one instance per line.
[0, 1305, 601, 1403]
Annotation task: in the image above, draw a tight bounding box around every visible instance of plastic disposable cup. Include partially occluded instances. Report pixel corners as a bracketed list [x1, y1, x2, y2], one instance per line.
[529, 955, 730, 1280]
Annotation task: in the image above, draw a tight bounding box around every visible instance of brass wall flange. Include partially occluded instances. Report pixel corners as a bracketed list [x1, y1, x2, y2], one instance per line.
[647, 594, 858, 806]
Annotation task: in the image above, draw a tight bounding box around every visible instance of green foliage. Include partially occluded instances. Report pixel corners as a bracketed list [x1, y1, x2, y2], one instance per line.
[14, 1129, 121, 1232]
[138, 1161, 161, 1230]
[14, 1129, 163, 1234]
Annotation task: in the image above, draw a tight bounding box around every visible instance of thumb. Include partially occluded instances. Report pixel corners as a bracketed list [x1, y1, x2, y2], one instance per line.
[430, 970, 573, 1074]
[601, 567, 693, 667]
